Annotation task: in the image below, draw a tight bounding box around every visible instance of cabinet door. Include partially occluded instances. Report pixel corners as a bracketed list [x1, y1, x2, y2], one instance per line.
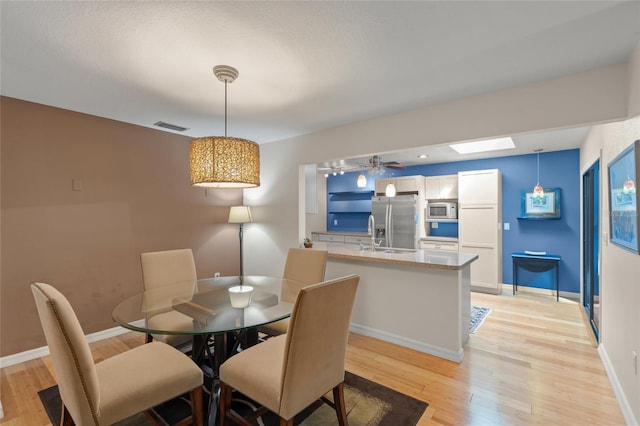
[345, 235, 371, 245]
[375, 178, 392, 195]
[318, 234, 345, 243]
[395, 176, 423, 193]
[458, 169, 500, 204]
[424, 176, 441, 199]
[458, 205, 501, 293]
[440, 175, 458, 199]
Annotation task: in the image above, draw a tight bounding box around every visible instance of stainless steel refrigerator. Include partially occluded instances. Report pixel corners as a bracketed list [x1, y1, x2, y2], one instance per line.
[371, 194, 420, 249]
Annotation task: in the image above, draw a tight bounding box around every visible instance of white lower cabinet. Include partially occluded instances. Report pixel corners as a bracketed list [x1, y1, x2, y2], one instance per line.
[420, 241, 459, 252]
[345, 235, 371, 245]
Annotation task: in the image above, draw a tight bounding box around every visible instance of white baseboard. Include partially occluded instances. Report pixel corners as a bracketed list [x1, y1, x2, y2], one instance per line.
[501, 283, 580, 301]
[598, 344, 637, 425]
[350, 323, 463, 363]
[0, 320, 145, 369]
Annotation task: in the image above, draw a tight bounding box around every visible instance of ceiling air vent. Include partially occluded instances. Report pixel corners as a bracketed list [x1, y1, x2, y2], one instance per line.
[153, 121, 189, 132]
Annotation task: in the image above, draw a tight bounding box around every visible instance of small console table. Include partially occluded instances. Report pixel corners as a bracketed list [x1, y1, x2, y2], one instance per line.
[512, 252, 561, 301]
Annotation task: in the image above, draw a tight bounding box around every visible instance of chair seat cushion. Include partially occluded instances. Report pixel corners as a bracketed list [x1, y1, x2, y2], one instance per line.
[95, 341, 202, 425]
[258, 318, 289, 336]
[220, 335, 286, 415]
[147, 310, 194, 346]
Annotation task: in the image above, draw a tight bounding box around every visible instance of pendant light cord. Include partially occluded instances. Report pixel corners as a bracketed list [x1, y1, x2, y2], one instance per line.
[537, 151, 540, 184]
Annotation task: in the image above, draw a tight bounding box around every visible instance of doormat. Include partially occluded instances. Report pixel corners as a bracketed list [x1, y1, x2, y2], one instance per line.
[38, 371, 428, 425]
[470, 305, 491, 333]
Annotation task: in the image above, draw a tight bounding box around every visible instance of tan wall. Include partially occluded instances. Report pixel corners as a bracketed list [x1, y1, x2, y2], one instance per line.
[0, 97, 242, 356]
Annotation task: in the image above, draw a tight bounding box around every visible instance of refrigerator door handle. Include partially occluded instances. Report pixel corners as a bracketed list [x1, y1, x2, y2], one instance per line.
[388, 203, 393, 248]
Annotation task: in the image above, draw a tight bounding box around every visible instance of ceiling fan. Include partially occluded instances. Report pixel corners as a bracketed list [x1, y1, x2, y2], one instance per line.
[362, 155, 405, 175]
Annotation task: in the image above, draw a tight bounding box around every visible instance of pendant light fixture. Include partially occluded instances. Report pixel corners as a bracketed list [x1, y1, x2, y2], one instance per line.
[385, 181, 396, 197]
[532, 148, 544, 199]
[190, 65, 260, 188]
[357, 169, 367, 188]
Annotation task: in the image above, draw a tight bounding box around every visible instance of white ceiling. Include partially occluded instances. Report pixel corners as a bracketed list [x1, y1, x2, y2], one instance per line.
[2, 1, 639, 167]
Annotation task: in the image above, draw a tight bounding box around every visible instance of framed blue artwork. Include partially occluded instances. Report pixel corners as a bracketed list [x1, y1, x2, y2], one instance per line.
[519, 187, 561, 220]
[608, 140, 639, 254]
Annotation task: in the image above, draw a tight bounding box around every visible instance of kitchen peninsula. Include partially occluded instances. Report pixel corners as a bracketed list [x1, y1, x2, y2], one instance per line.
[314, 243, 478, 363]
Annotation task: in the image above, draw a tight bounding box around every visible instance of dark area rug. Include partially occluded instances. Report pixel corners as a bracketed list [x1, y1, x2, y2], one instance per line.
[38, 371, 427, 425]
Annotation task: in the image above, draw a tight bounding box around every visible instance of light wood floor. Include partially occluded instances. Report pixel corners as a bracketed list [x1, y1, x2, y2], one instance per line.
[0, 288, 625, 426]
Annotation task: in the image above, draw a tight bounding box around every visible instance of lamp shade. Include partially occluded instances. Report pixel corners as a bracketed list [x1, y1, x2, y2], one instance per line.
[228, 206, 253, 224]
[190, 136, 260, 188]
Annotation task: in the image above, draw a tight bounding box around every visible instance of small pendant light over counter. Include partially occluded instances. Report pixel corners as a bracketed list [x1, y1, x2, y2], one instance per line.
[356, 169, 367, 188]
[190, 65, 260, 188]
[532, 148, 544, 199]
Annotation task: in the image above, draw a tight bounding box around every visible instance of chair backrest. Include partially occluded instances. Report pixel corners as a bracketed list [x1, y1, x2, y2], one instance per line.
[278, 274, 359, 419]
[280, 248, 328, 303]
[140, 248, 197, 290]
[31, 283, 100, 425]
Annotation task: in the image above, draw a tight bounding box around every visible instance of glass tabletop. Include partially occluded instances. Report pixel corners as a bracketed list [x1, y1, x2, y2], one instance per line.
[112, 276, 296, 336]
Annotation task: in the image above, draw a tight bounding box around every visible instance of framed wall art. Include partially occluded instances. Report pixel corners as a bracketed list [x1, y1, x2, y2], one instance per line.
[519, 187, 561, 220]
[608, 139, 639, 254]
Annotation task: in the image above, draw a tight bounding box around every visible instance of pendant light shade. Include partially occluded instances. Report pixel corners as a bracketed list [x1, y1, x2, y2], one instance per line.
[385, 182, 396, 197]
[190, 136, 260, 188]
[190, 65, 260, 188]
[532, 149, 544, 199]
[357, 172, 367, 188]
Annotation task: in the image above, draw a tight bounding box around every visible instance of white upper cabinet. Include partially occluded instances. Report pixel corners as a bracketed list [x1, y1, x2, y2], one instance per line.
[375, 175, 424, 195]
[424, 174, 458, 200]
[458, 169, 500, 205]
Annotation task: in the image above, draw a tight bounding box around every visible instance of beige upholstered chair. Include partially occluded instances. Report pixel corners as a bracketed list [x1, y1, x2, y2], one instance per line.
[258, 248, 328, 336]
[140, 248, 198, 347]
[31, 282, 203, 426]
[219, 274, 359, 426]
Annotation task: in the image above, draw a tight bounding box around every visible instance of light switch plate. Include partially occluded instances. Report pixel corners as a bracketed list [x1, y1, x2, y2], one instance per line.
[504, 223, 510, 230]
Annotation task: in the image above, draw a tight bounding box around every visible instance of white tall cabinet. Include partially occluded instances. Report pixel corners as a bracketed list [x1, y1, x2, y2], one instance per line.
[458, 169, 502, 294]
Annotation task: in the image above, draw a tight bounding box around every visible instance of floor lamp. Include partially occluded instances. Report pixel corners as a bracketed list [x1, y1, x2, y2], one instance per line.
[228, 206, 253, 277]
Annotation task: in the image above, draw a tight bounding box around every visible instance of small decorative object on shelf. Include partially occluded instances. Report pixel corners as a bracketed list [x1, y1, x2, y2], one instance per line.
[303, 237, 313, 248]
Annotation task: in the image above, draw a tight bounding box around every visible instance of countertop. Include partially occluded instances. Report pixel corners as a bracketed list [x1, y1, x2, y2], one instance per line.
[313, 242, 477, 271]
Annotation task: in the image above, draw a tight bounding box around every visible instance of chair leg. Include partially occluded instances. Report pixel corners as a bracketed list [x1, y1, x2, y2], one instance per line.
[61, 402, 75, 426]
[145, 333, 153, 343]
[191, 385, 203, 426]
[219, 381, 233, 426]
[333, 382, 348, 426]
[279, 418, 294, 426]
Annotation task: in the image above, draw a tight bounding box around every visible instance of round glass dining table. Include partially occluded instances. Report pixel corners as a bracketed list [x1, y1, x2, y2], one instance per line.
[112, 275, 298, 425]
[112, 275, 295, 337]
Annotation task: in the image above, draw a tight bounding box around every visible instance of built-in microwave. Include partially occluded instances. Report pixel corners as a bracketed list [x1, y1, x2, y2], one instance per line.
[426, 201, 457, 220]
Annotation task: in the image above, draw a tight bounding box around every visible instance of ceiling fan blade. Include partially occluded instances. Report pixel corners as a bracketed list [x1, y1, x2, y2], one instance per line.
[385, 164, 405, 170]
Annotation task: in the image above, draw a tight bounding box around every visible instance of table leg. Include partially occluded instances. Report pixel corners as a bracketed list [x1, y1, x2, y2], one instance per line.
[556, 262, 560, 302]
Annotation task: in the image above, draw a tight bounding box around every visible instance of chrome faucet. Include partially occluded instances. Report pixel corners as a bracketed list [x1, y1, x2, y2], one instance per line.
[368, 214, 375, 251]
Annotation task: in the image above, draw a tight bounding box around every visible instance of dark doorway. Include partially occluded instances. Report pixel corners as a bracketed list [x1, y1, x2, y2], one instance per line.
[582, 160, 600, 340]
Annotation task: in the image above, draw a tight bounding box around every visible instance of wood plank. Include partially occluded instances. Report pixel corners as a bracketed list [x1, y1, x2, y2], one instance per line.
[0, 289, 625, 425]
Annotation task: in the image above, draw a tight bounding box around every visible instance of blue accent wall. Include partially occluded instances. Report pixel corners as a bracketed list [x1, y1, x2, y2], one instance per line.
[332, 149, 580, 294]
